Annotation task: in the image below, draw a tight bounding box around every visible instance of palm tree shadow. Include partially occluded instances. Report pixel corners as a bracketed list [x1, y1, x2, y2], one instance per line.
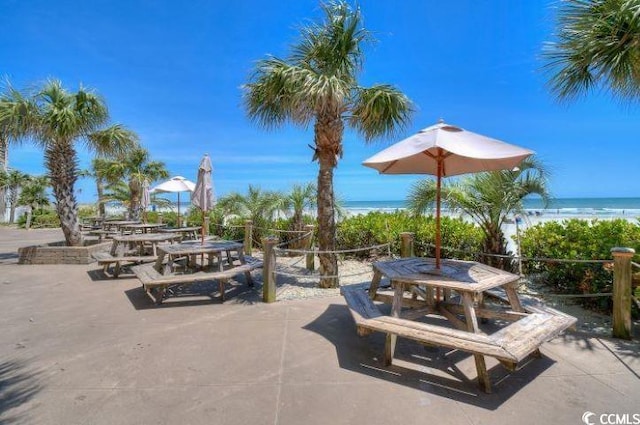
[0, 359, 43, 424]
[302, 304, 555, 410]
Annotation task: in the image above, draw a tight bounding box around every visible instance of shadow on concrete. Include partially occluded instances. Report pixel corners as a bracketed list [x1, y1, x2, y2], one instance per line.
[303, 304, 554, 410]
[124, 275, 262, 310]
[0, 359, 42, 424]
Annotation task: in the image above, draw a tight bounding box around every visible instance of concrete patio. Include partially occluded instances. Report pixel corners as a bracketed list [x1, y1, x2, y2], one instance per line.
[1, 228, 639, 425]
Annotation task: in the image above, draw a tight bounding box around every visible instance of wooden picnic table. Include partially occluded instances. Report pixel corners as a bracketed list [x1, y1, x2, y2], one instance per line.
[102, 220, 140, 232]
[93, 233, 179, 277]
[130, 240, 260, 304]
[157, 226, 202, 241]
[358, 257, 575, 393]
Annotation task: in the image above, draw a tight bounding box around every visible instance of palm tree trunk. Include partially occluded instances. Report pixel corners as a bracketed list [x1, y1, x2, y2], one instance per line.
[315, 115, 342, 288]
[129, 180, 141, 221]
[0, 136, 7, 223]
[46, 142, 83, 246]
[8, 188, 17, 223]
[96, 178, 106, 218]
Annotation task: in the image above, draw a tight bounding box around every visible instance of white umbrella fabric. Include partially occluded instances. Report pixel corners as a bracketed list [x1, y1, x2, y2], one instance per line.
[150, 176, 196, 227]
[363, 119, 533, 271]
[191, 154, 215, 243]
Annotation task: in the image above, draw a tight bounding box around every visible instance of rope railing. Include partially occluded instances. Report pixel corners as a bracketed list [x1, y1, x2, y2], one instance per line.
[275, 231, 314, 249]
[274, 242, 390, 256]
[632, 261, 640, 270]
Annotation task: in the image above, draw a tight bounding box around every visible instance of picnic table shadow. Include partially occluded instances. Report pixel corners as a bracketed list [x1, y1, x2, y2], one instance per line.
[302, 303, 556, 409]
[122, 274, 262, 310]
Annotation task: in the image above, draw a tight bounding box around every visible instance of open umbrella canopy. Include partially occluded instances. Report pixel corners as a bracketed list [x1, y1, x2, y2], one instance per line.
[150, 176, 196, 227]
[150, 176, 196, 193]
[363, 119, 533, 271]
[363, 120, 533, 176]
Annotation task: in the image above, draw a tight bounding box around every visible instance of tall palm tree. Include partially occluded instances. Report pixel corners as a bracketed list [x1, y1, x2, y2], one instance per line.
[407, 158, 550, 270]
[104, 147, 168, 221]
[0, 80, 137, 245]
[544, 0, 640, 101]
[0, 168, 30, 223]
[244, 1, 413, 287]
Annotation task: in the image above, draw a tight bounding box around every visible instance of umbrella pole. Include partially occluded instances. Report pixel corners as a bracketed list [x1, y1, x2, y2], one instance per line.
[177, 192, 181, 227]
[201, 210, 205, 244]
[435, 161, 442, 270]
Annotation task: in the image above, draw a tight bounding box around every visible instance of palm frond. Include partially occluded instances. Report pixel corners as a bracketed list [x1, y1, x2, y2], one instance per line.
[543, 0, 640, 101]
[88, 124, 139, 157]
[350, 84, 414, 141]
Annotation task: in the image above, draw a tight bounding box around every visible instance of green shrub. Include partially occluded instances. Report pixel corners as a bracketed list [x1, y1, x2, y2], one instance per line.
[336, 211, 483, 260]
[78, 205, 97, 219]
[18, 209, 60, 228]
[519, 219, 640, 310]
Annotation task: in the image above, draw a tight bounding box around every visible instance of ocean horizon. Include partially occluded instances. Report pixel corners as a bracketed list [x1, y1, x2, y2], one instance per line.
[136, 196, 640, 220]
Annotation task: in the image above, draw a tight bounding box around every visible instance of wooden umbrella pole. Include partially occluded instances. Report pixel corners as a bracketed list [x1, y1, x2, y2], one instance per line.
[177, 192, 181, 227]
[435, 159, 442, 270]
[201, 210, 205, 244]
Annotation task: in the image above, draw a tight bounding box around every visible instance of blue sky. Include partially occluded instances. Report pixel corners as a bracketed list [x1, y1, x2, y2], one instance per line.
[2, 0, 639, 203]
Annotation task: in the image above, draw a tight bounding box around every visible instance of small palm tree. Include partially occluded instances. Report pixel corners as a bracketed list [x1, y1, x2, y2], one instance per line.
[0, 168, 30, 223]
[102, 147, 168, 220]
[407, 158, 550, 270]
[18, 175, 50, 229]
[244, 1, 413, 287]
[217, 185, 286, 226]
[544, 0, 640, 101]
[0, 80, 138, 245]
[284, 183, 316, 231]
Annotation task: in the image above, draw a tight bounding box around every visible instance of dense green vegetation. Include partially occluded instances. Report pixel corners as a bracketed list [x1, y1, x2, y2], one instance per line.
[519, 218, 640, 309]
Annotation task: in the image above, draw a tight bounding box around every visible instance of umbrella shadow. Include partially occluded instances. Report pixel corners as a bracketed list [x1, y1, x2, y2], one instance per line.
[302, 303, 554, 409]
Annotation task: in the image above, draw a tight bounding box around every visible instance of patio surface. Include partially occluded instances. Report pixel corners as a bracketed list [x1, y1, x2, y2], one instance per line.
[1, 228, 639, 425]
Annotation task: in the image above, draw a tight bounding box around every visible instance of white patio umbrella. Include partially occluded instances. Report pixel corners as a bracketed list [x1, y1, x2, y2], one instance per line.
[191, 154, 215, 243]
[150, 176, 196, 227]
[363, 119, 533, 271]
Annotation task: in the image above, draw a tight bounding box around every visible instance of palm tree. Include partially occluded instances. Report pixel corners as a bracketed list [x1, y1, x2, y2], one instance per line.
[18, 175, 50, 229]
[103, 147, 168, 221]
[407, 158, 550, 270]
[0, 80, 137, 245]
[284, 182, 316, 231]
[544, 0, 640, 101]
[0, 168, 30, 223]
[217, 185, 286, 226]
[244, 1, 413, 287]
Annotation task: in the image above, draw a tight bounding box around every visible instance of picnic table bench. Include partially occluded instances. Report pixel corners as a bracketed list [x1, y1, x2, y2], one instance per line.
[342, 257, 577, 393]
[342, 285, 575, 367]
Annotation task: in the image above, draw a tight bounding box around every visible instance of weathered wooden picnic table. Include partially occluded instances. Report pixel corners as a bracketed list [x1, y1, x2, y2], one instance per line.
[343, 257, 576, 393]
[132, 240, 262, 304]
[93, 233, 179, 277]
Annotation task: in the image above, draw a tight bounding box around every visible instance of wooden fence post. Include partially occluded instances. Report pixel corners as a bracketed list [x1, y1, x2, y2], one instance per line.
[611, 247, 634, 340]
[304, 224, 315, 271]
[244, 220, 253, 256]
[263, 236, 278, 303]
[400, 232, 414, 258]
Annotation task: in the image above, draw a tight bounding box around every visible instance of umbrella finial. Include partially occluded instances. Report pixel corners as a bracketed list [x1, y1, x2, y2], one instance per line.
[438, 117, 444, 124]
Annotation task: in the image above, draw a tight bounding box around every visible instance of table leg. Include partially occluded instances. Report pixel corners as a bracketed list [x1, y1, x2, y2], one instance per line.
[462, 292, 492, 393]
[368, 270, 382, 299]
[238, 249, 253, 287]
[384, 281, 404, 366]
[504, 283, 524, 313]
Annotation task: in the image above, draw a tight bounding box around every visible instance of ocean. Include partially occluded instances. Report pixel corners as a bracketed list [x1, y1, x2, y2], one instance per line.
[342, 197, 640, 219]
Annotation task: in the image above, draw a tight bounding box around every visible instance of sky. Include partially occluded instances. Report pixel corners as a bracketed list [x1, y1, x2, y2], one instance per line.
[2, 0, 639, 204]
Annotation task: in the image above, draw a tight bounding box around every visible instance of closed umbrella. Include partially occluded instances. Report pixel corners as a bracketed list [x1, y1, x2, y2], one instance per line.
[363, 119, 533, 271]
[191, 154, 215, 243]
[140, 179, 151, 222]
[150, 176, 196, 227]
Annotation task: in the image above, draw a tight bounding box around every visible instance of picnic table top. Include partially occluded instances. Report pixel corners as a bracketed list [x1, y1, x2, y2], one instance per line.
[158, 240, 243, 256]
[120, 223, 167, 230]
[111, 233, 179, 243]
[157, 226, 202, 233]
[373, 257, 520, 293]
